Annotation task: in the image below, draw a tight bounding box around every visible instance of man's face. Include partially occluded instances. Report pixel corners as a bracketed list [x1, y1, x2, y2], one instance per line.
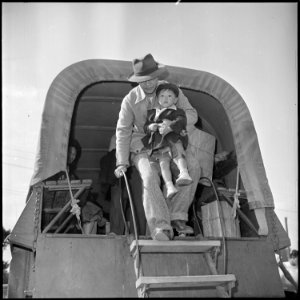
[139, 78, 158, 95]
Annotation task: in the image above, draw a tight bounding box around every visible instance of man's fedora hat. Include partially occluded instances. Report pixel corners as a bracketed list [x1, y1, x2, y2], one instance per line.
[128, 53, 169, 82]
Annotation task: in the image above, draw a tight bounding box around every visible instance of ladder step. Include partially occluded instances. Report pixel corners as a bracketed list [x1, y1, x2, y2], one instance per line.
[136, 274, 236, 289]
[130, 240, 221, 254]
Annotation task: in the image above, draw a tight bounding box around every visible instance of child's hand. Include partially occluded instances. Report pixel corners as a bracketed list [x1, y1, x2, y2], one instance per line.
[159, 119, 172, 135]
[148, 124, 159, 132]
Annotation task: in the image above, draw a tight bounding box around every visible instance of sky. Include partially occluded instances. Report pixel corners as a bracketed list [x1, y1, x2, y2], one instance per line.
[2, 2, 298, 261]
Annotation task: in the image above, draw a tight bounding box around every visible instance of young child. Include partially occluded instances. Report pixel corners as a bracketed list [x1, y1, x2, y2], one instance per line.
[141, 82, 193, 200]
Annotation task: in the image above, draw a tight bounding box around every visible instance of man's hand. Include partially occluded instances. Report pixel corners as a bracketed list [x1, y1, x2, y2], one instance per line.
[114, 165, 127, 178]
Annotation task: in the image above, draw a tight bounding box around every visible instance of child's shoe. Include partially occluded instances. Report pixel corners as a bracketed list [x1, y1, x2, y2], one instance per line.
[165, 182, 178, 200]
[176, 171, 193, 186]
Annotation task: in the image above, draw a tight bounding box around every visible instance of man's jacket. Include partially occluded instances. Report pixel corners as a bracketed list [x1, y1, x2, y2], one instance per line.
[116, 82, 198, 167]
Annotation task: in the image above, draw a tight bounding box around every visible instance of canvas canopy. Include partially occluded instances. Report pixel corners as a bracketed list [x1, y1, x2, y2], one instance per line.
[30, 59, 274, 210]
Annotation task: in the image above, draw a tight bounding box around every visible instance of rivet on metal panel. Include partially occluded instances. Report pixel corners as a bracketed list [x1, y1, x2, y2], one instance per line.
[24, 289, 33, 297]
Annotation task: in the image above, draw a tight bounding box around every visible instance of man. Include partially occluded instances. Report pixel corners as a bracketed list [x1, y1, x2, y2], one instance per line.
[114, 53, 199, 241]
[278, 250, 298, 297]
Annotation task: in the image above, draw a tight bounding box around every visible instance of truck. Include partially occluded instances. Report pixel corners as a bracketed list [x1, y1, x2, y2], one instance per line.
[7, 58, 290, 298]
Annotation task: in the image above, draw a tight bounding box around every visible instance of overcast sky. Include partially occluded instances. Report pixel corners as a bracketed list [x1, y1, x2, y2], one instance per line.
[2, 3, 298, 261]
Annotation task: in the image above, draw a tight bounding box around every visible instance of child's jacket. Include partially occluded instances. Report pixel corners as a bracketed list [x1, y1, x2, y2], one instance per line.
[142, 107, 188, 153]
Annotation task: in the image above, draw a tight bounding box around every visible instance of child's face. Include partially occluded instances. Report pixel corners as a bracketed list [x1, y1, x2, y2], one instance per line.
[158, 89, 177, 108]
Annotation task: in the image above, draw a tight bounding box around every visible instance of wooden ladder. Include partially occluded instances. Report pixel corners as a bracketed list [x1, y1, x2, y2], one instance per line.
[129, 239, 236, 298]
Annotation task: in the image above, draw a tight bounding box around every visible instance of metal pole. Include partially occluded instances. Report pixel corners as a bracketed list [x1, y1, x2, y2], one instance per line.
[284, 217, 290, 259]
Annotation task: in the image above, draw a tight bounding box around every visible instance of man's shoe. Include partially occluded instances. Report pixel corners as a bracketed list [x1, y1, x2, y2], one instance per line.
[171, 220, 194, 234]
[199, 177, 211, 187]
[153, 228, 172, 241]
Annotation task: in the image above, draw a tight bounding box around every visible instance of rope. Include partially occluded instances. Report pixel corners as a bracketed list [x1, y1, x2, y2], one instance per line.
[232, 166, 240, 218]
[65, 170, 84, 233]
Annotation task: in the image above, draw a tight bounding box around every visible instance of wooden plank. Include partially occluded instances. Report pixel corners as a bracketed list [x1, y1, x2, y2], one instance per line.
[82, 147, 108, 152]
[77, 168, 100, 172]
[35, 235, 137, 298]
[55, 213, 74, 233]
[221, 194, 260, 237]
[43, 208, 62, 213]
[42, 186, 86, 233]
[217, 187, 247, 198]
[75, 125, 115, 131]
[201, 201, 241, 237]
[44, 180, 92, 190]
[204, 252, 230, 297]
[136, 274, 236, 289]
[130, 240, 220, 254]
[81, 95, 123, 102]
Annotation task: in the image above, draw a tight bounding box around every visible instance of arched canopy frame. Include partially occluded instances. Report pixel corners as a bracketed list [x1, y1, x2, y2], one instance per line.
[30, 59, 274, 210]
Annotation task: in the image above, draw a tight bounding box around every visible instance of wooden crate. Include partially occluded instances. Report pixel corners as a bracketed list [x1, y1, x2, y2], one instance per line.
[201, 200, 241, 238]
